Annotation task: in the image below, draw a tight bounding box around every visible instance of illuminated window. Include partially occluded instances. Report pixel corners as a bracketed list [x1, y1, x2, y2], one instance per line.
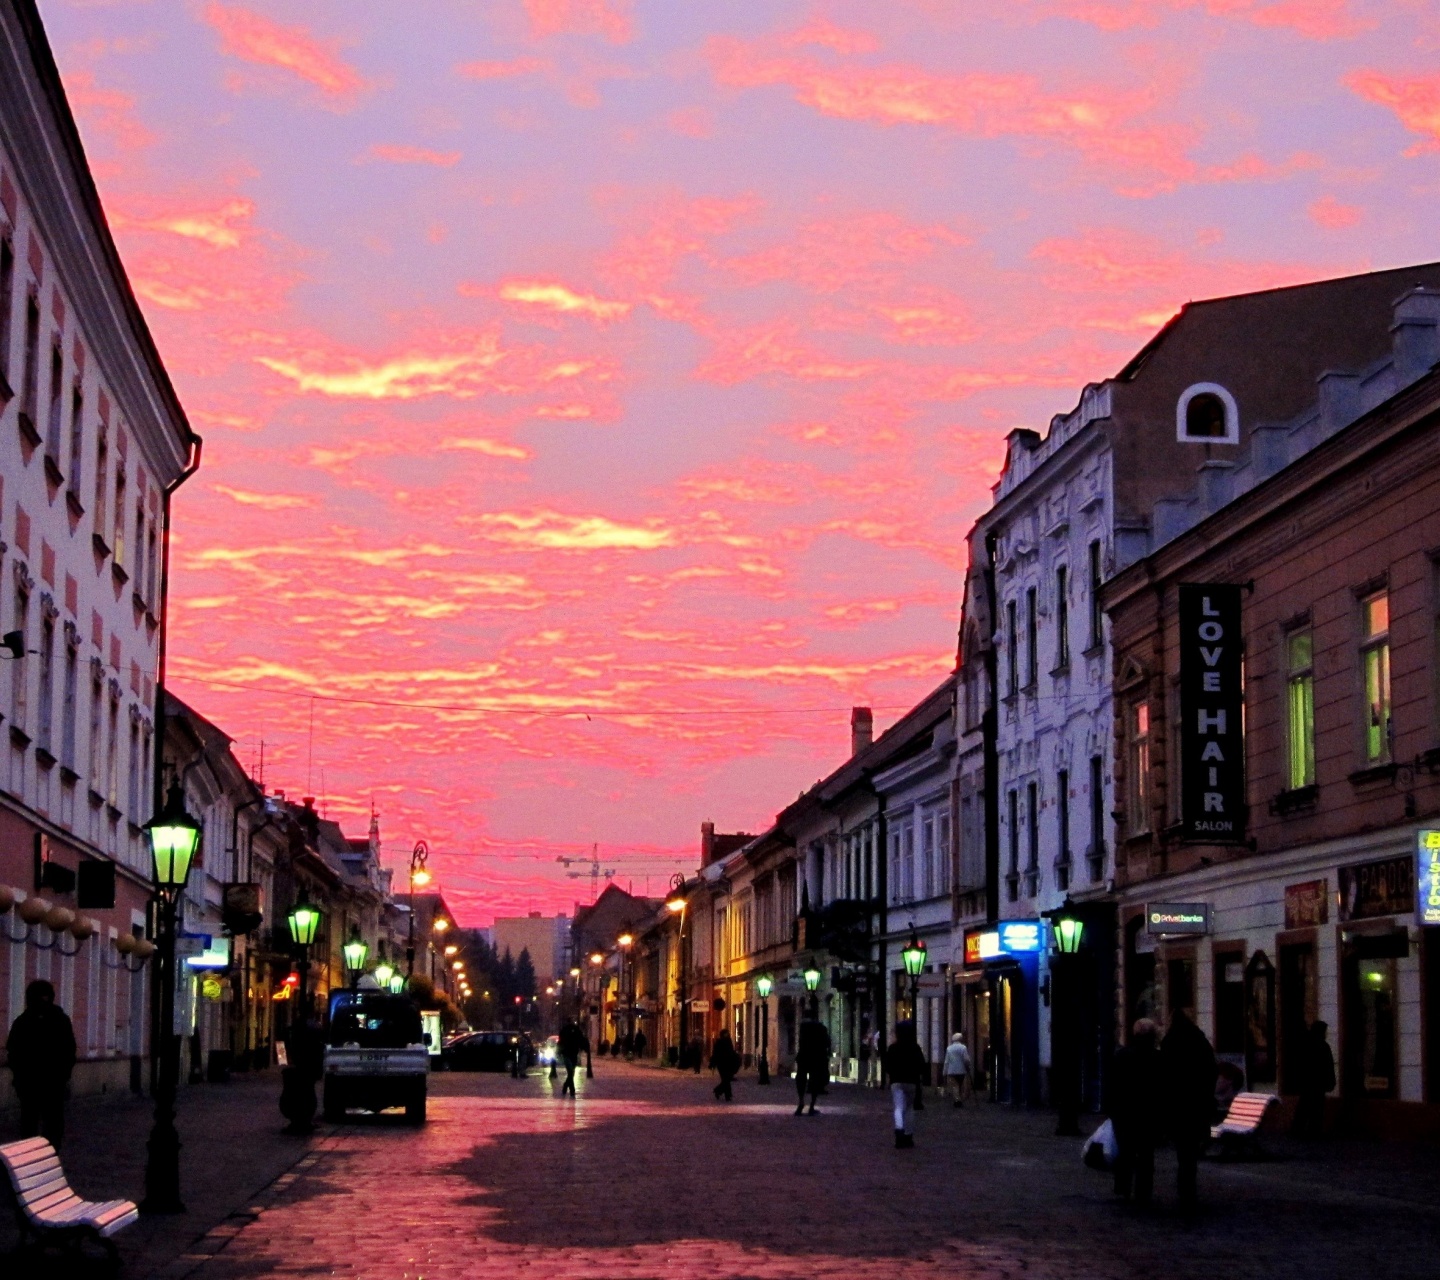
[1129, 701, 1151, 833]
[1361, 590, 1391, 764]
[1286, 629, 1315, 789]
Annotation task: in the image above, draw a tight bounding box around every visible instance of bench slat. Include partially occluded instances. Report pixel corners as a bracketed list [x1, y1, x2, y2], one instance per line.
[15, 1165, 67, 1194]
[1, 1136, 138, 1244]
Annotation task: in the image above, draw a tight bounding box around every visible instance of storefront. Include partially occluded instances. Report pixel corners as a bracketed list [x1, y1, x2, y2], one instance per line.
[1118, 829, 1440, 1138]
[968, 920, 1044, 1106]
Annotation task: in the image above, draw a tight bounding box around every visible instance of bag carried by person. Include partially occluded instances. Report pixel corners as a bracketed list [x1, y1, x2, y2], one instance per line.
[1082, 1118, 1118, 1170]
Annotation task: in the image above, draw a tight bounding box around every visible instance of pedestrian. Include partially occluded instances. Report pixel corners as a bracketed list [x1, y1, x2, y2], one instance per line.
[793, 1003, 832, 1115]
[279, 1008, 324, 1135]
[1109, 1018, 1161, 1205]
[5, 979, 77, 1147]
[857, 1021, 874, 1087]
[559, 1020, 586, 1097]
[622, 1030, 634, 1060]
[943, 1033, 972, 1108]
[883, 1019, 927, 1148]
[1161, 1008, 1216, 1210]
[690, 1035, 703, 1074]
[709, 1028, 740, 1101]
[1295, 1020, 1335, 1139]
[633, 1028, 647, 1059]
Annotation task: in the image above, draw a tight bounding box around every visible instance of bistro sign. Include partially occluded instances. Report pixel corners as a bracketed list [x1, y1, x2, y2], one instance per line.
[1178, 584, 1245, 842]
[1417, 831, 1440, 927]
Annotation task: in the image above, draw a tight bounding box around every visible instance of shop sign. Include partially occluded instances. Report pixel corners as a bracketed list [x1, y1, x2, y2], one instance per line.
[1339, 855, 1413, 922]
[1177, 584, 1246, 843]
[914, 973, 947, 996]
[963, 929, 987, 968]
[1284, 880, 1329, 931]
[997, 920, 1043, 953]
[1417, 831, 1440, 927]
[200, 975, 225, 1002]
[689, 999, 709, 1013]
[185, 936, 231, 970]
[976, 930, 1002, 961]
[1147, 902, 1210, 935]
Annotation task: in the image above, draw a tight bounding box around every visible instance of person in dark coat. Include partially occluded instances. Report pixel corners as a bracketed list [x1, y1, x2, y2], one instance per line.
[5, 980, 77, 1146]
[1109, 1018, 1161, 1204]
[633, 1029, 647, 1059]
[689, 1035, 704, 1074]
[558, 1020, 587, 1097]
[794, 1004, 832, 1116]
[709, 1028, 740, 1101]
[279, 1009, 325, 1135]
[1295, 1020, 1335, 1139]
[1162, 1009, 1217, 1209]
[883, 1020, 928, 1148]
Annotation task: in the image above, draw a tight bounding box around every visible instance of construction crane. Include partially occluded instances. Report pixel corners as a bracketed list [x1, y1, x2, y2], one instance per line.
[556, 844, 614, 902]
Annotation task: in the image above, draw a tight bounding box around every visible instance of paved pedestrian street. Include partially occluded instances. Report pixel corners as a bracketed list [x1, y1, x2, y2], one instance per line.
[46, 1063, 1428, 1280]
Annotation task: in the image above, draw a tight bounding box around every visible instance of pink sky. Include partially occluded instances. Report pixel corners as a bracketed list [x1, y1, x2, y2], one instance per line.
[41, 0, 1440, 923]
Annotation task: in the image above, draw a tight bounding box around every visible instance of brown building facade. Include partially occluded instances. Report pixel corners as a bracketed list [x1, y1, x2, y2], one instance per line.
[1103, 302, 1440, 1137]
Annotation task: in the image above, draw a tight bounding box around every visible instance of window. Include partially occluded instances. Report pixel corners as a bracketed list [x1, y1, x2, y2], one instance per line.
[937, 811, 951, 895]
[1026, 587, 1038, 687]
[146, 525, 158, 610]
[135, 498, 146, 598]
[890, 828, 902, 904]
[61, 635, 77, 771]
[1026, 781, 1039, 895]
[127, 717, 140, 818]
[921, 815, 935, 898]
[1055, 565, 1070, 669]
[69, 383, 83, 491]
[1361, 590, 1391, 764]
[20, 293, 39, 423]
[0, 235, 13, 388]
[1176, 382, 1239, 444]
[902, 821, 915, 900]
[1286, 629, 1315, 790]
[107, 687, 120, 807]
[10, 584, 27, 729]
[36, 610, 53, 754]
[1006, 599, 1018, 696]
[88, 666, 103, 784]
[1056, 768, 1071, 892]
[93, 430, 108, 538]
[1088, 540, 1103, 649]
[1089, 754, 1105, 880]
[1006, 789, 1019, 903]
[113, 462, 127, 568]
[45, 341, 63, 460]
[1129, 702, 1152, 833]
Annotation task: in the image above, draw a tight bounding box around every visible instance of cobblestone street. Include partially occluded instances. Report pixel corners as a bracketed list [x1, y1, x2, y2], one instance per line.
[21, 1062, 1423, 1280]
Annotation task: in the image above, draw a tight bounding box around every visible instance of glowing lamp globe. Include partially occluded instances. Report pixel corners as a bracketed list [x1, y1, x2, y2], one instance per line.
[287, 895, 321, 948]
[343, 927, 369, 974]
[145, 782, 202, 891]
[374, 962, 395, 989]
[387, 973, 406, 995]
[902, 932, 927, 978]
[802, 966, 821, 992]
[1054, 917, 1084, 955]
[755, 973, 774, 1000]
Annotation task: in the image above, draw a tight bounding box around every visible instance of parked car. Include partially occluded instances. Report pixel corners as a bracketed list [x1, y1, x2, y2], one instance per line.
[443, 1030, 535, 1072]
[322, 991, 429, 1124]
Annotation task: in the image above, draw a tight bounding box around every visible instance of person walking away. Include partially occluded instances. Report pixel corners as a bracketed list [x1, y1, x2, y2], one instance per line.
[5, 980, 77, 1146]
[857, 1021, 874, 1087]
[279, 1009, 324, 1135]
[633, 1028, 647, 1059]
[1162, 1009, 1216, 1210]
[794, 1004, 832, 1115]
[559, 1020, 586, 1097]
[710, 1028, 740, 1101]
[943, 1033, 972, 1108]
[884, 1020, 927, 1148]
[1108, 1018, 1161, 1204]
[1295, 1020, 1335, 1139]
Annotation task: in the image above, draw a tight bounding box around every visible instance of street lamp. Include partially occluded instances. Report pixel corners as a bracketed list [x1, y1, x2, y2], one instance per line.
[286, 891, 321, 1026]
[617, 933, 634, 1049]
[374, 960, 395, 990]
[665, 875, 690, 1070]
[902, 929, 927, 1014]
[406, 840, 428, 978]
[140, 780, 202, 1215]
[803, 965, 821, 993]
[1051, 912, 1085, 1136]
[755, 973, 773, 1085]
[387, 972, 406, 995]
[343, 926, 369, 989]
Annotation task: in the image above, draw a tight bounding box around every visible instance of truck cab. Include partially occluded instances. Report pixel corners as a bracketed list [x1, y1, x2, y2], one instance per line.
[323, 990, 429, 1124]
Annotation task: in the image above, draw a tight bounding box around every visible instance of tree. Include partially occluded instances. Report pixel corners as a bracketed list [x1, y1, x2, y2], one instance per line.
[515, 947, 537, 1002]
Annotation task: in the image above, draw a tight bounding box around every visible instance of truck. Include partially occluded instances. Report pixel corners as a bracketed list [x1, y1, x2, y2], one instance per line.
[322, 990, 430, 1124]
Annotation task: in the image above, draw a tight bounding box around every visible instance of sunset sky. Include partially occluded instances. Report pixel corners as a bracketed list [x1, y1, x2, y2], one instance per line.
[41, 0, 1440, 923]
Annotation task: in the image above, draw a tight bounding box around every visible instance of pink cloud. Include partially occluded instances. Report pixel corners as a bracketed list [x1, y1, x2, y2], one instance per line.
[523, 0, 633, 44]
[364, 144, 463, 167]
[457, 57, 550, 80]
[1035, 0, 1369, 40]
[61, 69, 154, 152]
[1347, 69, 1440, 152]
[204, 4, 367, 100]
[1308, 194, 1362, 228]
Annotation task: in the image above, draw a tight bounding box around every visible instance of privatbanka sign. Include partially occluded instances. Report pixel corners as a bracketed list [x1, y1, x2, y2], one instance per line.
[1178, 584, 1245, 842]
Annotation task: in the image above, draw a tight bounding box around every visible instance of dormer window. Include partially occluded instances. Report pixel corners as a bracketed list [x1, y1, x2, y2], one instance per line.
[1176, 382, 1238, 444]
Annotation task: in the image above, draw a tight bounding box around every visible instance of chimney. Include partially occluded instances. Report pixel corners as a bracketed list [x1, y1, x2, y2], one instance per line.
[1392, 286, 1440, 386]
[701, 821, 715, 866]
[851, 706, 873, 756]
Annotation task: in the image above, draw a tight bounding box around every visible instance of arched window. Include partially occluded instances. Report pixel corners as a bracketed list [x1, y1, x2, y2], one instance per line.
[1176, 382, 1239, 444]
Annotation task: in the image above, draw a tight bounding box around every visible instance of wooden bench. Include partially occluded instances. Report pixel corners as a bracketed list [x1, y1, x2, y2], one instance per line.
[1210, 1091, 1278, 1156]
[1, 1136, 137, 1269]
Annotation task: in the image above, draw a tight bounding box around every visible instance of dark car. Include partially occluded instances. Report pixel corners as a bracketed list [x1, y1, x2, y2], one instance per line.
[443, 1030, 534, 1072]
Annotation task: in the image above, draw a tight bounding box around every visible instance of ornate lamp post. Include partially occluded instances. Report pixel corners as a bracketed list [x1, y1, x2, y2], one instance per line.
[343, 926, 370, 989]
[617, 933, 634, 1050]
[140, 781, 202, 1215]
[287, 891, 321, 1023]
[374, 959, 396, 991]
[902, 930, 927, 1017]
[665, 877, 689, 1067]
[406, 840, 430, 978]
[1051, 913, 1086, 1136]
[755, 973, 773, 1085]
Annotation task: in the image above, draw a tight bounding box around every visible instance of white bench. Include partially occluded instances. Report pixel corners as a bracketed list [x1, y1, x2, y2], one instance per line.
[1, 1136, 137, 1267]
[1210, 1091, 1278, 1154]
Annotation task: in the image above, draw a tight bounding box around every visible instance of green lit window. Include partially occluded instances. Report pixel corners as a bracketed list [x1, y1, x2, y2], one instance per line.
[1286, 630, 1315, 789]
[1361, 591, 1391, 764]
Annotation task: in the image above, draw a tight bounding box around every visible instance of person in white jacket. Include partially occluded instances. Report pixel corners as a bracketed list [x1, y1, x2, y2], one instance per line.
[943, 1033, 972, 1108]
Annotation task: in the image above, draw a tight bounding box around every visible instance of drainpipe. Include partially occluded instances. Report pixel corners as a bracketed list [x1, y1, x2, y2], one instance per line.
[982, 529, 1000, 924]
